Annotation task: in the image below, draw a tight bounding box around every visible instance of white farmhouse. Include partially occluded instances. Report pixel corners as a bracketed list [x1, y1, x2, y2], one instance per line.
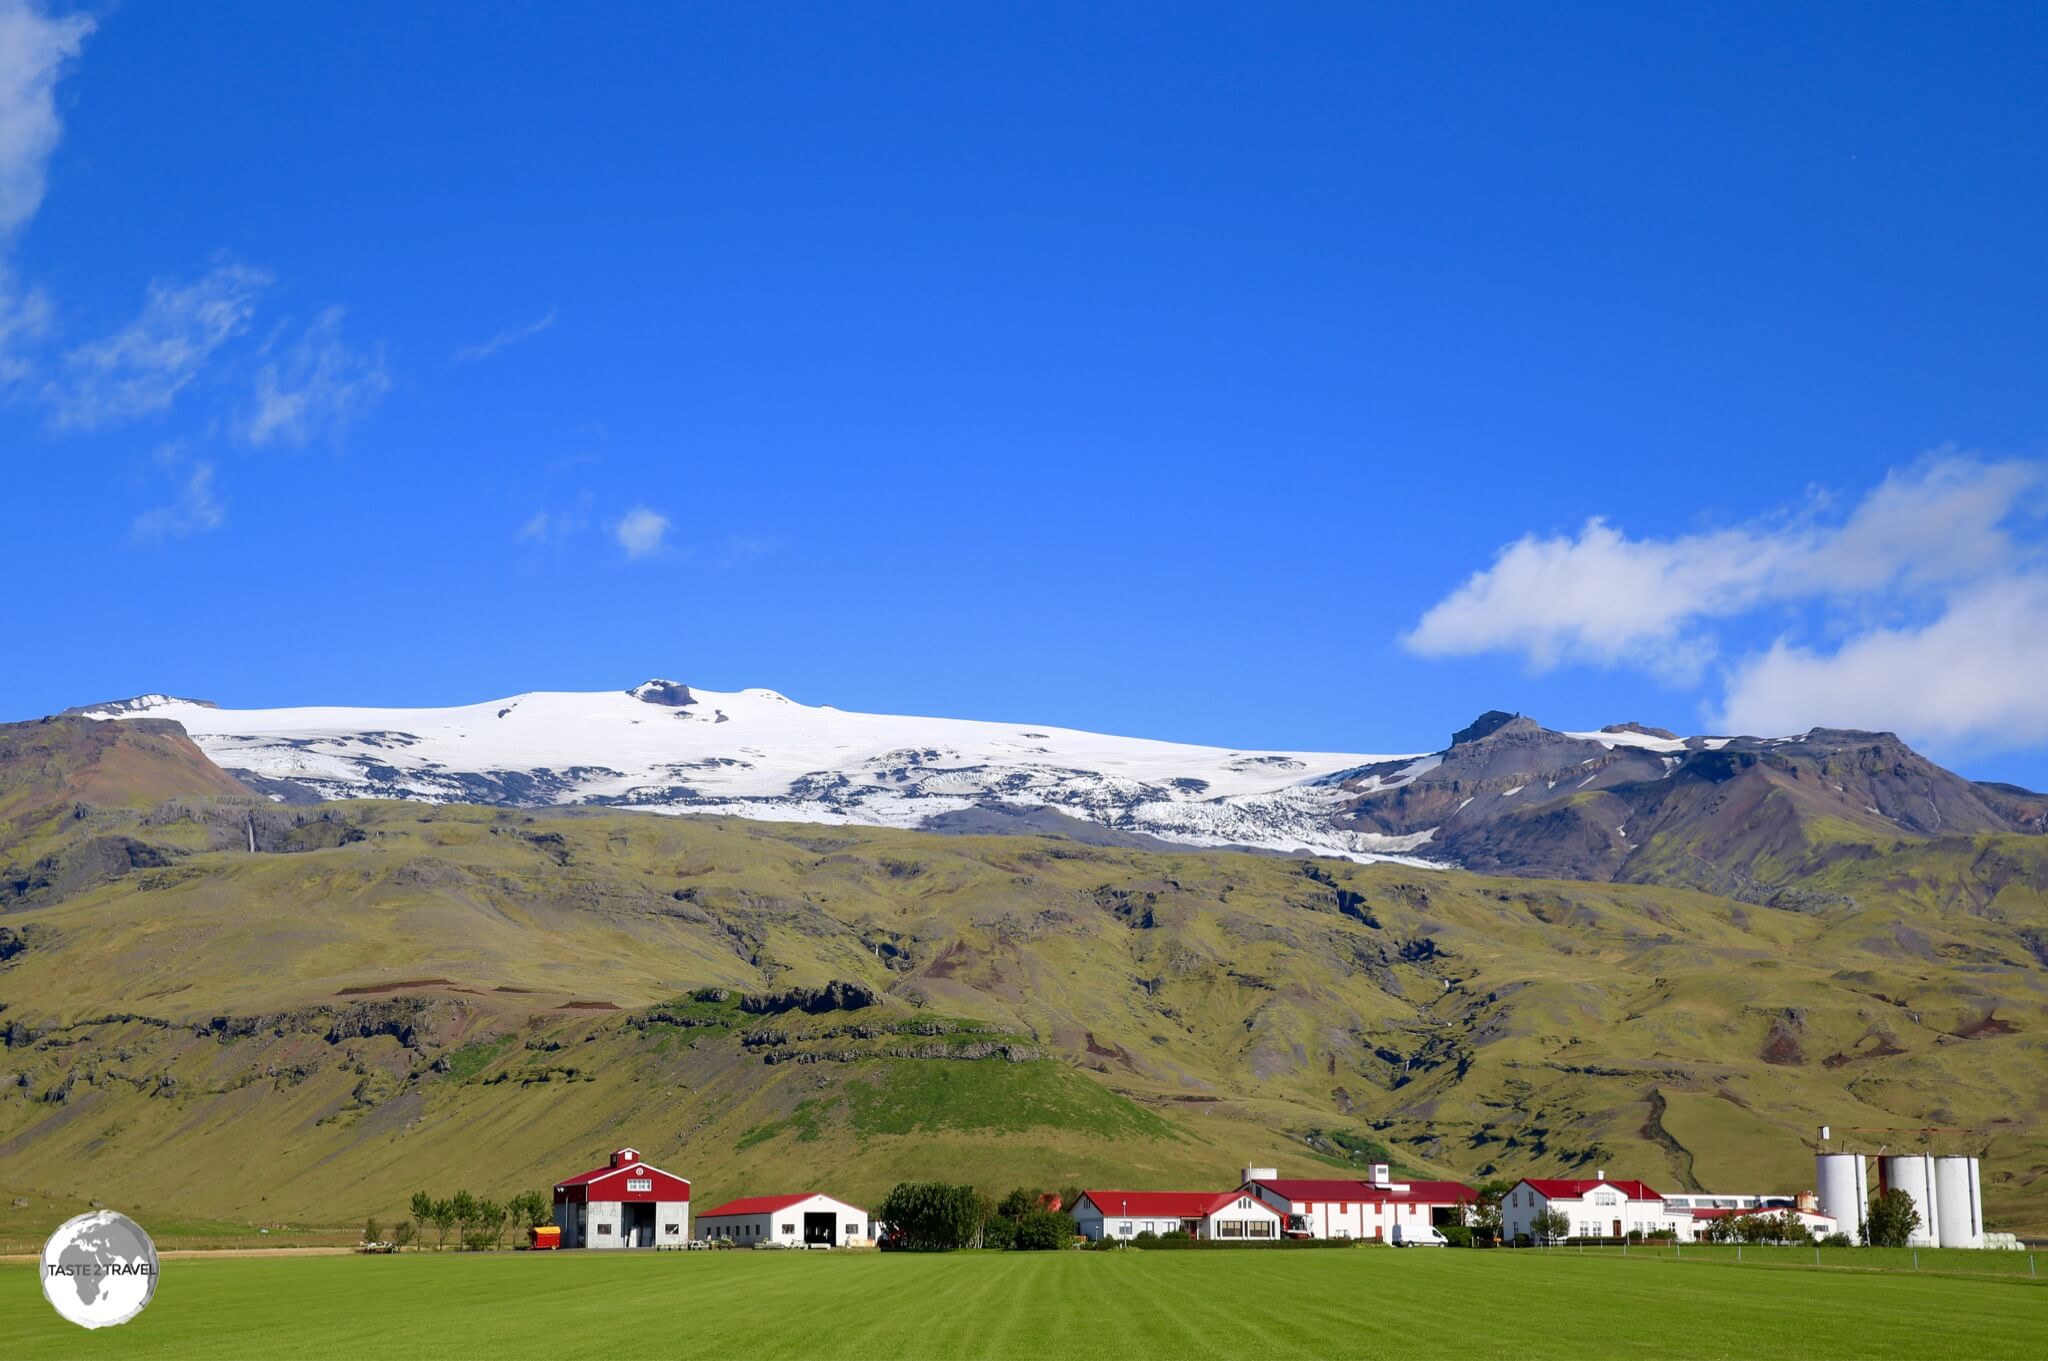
[695, 1194, 871, 1247]
[1241, 1165, 1476, 1242]
[1073, 1190, 1282, 1242]
[1501, 1174, 1685, 1242]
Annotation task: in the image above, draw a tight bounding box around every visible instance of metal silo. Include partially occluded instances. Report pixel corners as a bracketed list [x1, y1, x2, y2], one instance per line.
[1881, 1154, 1941, 1247]
[1932, 1156, 1982, 1249]
[1814, 1153, 1868, 1240]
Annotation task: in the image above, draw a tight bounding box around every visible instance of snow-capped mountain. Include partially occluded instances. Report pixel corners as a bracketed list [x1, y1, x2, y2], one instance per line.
[82, 681, 1442, 860]
[81, 684, 2043, 871]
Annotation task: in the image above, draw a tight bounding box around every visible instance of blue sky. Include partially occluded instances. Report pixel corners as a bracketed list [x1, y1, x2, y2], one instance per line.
[5, 2, 2048, 782]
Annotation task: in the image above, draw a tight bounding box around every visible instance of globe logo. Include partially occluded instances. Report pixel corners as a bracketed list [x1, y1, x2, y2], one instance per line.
[40, 1210, 159, 1330]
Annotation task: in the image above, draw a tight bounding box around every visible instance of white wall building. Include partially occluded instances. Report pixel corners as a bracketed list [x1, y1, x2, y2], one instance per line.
[1502, 1175, 1686, 1242]
[1241, 1165, 1477, 1242]
[1073, 1191, 1282, 1242]
[1686, 1206, 1839, 1240]
[695, 1194, 870, 1247]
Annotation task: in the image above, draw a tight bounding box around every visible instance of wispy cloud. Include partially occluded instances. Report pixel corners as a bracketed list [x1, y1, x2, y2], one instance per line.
[717, 533, 779, 568]
[244, 308, 389, 446]
[0, 0, 94, 240]
[454, 308, 557, 362]
[1403, 455, 2048, 751]
[129, 453, 225, 544]
[0, 2, 91, 384]
[43, 262, 271, 429]
[615, 506, 670, 559]
[516, 491, 593, 545]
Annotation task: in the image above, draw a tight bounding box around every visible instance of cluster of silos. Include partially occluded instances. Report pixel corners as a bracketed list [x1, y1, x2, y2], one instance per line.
[1814, 1151, 1983, 1248]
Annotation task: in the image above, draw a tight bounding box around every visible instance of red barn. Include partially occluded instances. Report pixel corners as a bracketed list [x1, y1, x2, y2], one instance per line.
[551, 1146, 692, 1249]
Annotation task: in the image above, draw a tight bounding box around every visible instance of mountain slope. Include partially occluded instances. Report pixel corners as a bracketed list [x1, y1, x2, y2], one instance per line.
[2, 753, 2043, 1235]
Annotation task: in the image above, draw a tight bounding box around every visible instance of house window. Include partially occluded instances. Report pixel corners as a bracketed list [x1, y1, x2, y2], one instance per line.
[1118, 1221, 1133, 1237]
[626, 1178, 652, 1193]
[782, 1224, 795, 1235]
[665, 1224, 680, 1235]
[597, 1224, 612, 1235]
[845, 1223, 858, 1238]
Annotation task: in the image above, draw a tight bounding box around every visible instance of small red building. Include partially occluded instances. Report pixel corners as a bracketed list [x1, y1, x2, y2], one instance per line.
[551, 1146, 692, 1249]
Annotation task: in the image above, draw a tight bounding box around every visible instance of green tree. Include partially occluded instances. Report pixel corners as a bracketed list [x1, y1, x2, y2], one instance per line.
[1531, 1207, 1571, 1244]
[478, 1199, 510, 1251]
[449, 1190, 479, 1247]
[409, 1191, 433, 1245]
[1470, 1179, 1514, 1246]
[1863, 1187, 1920, 1248]
[429, 1197, 459, 1251]
[391, 1221, 416, 1251]
[878, 1182, 982, 1251]
[996, 1188, 1037, 1221]
[363, 1216, 381, 1246]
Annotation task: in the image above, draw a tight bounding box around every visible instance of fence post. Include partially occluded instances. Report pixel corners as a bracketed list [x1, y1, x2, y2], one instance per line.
[1737, 1245, 1742, 1264]
[1913, 1249, 1919, 1271]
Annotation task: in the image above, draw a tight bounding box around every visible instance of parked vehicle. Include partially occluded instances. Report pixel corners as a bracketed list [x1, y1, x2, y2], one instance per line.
[1391, 1224, 1448, 1248]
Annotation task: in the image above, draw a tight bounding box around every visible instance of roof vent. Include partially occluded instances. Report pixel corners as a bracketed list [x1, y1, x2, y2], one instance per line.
[610, 1147, 641, 1168]
[1596, 1169, 1605, 1180]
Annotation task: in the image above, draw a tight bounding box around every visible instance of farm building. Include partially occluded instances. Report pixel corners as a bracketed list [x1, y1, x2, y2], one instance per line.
[1073, 1191, 1282, 1242]
[695, 1194, 871, 1247]
[1501, 1174, 1686, 1242]
[1684, 1206, 1840, 1240]
[551, 1147, 692, 1249]
[1240, 1165, 1476, 1241]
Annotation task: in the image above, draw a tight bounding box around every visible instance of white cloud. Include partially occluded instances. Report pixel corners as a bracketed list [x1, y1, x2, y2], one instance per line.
[0, 2, 90, 383]
[0, 0, 93, 239]
[44, 262, 271, 428]
[615, 506, 670, 559]
[1714, 576, 2048, 747]
[1403, 456, 2044, 682]
[0, 261, 47, 382]
[454, 308, 556, 362]
[244, 307, 389, 446]
[1404, 454, 2048, 753]
[130, 457, 225, 544]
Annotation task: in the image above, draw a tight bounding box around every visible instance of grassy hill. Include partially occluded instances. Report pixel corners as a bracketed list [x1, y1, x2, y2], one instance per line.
[1, 721, 2044, 1241]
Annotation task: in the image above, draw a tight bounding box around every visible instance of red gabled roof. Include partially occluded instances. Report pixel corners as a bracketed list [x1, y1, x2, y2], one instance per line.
[697, 1193, 868, 1218]
[1080, 1190, 1260, 1219]
[1521, 1178, 1662, 1201]
[556, 1158, 690, 1188]
[1246, 1178, 1477, 1205]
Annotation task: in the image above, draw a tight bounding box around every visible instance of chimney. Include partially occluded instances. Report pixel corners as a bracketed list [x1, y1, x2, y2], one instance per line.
[1371, 1163, 1391, 1187]
[1596, 1169, 1605, 1180]
[1241, 1166, 1278, 1185]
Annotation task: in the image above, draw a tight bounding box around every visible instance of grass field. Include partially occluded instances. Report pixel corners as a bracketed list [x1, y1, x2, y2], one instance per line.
[9, 1248, 2046, 1361]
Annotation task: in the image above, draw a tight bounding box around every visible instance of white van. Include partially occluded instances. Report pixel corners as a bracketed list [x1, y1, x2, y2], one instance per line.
[1391, 1224, 1448, 1248]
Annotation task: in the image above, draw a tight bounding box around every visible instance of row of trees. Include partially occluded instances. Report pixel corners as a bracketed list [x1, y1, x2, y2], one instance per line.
[875, 1182, 1079, 1251]
[368, 1190, 554, 1251]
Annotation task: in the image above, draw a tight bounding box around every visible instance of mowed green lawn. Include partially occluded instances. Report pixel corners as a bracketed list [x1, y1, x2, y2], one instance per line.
[8, 1248, 2045, 1361]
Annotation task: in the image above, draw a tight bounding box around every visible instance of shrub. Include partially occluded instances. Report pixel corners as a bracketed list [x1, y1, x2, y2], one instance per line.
[1439, 1224, 1473, 1248]
[1821, 1232, 1852, 1248]
[1012, 1209, 1077, 1251]
[981, 1216, 1018, 1251]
